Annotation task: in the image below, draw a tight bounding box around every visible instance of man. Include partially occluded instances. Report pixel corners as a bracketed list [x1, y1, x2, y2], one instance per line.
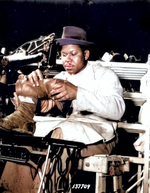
[0, 26, 125, 193]
[27, 26, 125, 156]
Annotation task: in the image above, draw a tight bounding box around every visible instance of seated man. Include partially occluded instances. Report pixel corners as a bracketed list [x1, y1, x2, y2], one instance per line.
[12, 26, 125, 156]
[0, 26, 125, 193]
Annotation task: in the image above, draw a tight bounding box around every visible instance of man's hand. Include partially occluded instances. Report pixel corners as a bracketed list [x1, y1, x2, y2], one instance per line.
[27, 69, 43, 86]
[50, 79, 77, 101]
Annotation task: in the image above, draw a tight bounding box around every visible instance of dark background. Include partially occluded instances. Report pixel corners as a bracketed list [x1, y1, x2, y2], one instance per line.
[0, 0, 150, 62]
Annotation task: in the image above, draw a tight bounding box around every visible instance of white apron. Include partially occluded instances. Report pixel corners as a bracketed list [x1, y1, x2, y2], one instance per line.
[34, 113, 117, 145]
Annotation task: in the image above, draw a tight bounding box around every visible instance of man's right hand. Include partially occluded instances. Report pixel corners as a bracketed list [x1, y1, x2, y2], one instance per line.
[27, 69, 44, 86]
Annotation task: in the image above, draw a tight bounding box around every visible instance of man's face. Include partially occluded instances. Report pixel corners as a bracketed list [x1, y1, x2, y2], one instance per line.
[61, 44, 89, 75]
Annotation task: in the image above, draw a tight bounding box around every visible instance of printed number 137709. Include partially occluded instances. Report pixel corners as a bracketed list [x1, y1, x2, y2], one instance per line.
[72, 184, 91, 189]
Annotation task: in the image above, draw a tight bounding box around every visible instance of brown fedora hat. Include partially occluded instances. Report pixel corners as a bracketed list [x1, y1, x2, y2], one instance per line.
[56, 26, 93, 46]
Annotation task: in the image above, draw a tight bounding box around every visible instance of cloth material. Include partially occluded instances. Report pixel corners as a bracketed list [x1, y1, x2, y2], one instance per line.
[34, 62, 125, 145]
[18, 96, 38, 104]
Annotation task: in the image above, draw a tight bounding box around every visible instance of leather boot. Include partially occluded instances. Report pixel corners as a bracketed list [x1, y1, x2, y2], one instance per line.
[0, 102, 36, 134]
[16, 77, 56, 99]
[0, 78, 61, 134]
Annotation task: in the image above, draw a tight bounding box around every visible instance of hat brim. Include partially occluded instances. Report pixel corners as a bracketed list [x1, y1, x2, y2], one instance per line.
[56, 38, 93, 46]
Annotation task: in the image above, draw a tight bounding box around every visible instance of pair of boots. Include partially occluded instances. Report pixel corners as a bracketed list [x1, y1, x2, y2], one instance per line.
[0, 77, 61, 135]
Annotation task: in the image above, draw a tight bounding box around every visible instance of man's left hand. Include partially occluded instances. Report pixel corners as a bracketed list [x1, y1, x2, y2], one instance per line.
[50, 79, 77, 101]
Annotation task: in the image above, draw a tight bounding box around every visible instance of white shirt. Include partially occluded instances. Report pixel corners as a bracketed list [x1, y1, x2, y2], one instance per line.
[54, 62, 125, 120]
